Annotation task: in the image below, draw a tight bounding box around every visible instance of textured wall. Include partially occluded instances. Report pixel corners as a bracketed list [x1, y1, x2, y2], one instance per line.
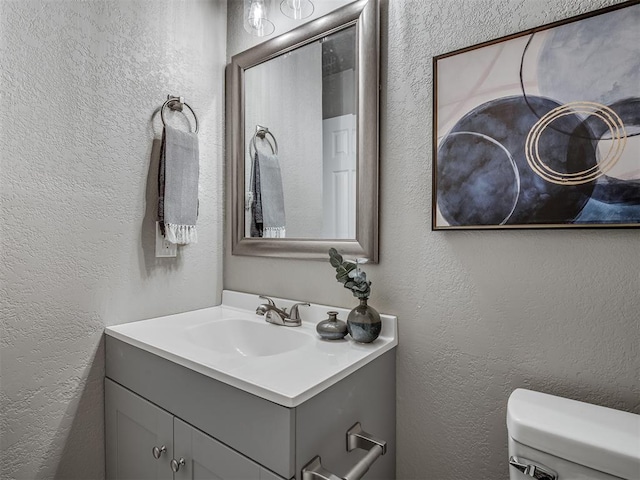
[226, 0, 640, 478]
[0, 1, 226, 478]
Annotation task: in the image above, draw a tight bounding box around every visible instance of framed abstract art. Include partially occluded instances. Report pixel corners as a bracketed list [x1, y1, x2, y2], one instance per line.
[433, 1, 639, 229]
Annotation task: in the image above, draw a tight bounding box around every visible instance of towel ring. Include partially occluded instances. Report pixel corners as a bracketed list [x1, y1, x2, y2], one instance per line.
[250, 125, 278, 157]
[161, 95, 199, 134]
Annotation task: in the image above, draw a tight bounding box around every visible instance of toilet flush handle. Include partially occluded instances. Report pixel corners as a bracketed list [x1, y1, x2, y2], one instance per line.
[509, 456, 557, 480]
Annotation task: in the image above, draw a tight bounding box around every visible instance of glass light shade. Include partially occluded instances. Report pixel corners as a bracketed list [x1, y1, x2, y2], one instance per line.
[280, 0, 314, 20]
[245, 0, 275, 37]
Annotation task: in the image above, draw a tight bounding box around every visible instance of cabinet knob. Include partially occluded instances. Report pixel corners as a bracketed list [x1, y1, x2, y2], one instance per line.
[170, 457, 185, 472]
[151, 445, 166, 459]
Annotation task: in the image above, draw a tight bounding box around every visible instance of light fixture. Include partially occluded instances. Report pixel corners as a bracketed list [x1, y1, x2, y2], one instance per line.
[244, 0, 275, 37]
[280, 0, 314, 20]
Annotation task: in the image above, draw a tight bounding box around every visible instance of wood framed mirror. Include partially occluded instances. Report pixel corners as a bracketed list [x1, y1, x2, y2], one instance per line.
[227, 0, 379, 262]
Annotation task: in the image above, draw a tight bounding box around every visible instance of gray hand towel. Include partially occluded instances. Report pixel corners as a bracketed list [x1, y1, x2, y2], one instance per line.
[256, 150, 286, 238]
[158, 125, 199, 244]
[250, 151, 264, 237]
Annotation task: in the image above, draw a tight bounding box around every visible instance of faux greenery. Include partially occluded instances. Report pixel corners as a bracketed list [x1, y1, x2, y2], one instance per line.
[328, 248, 371, 299]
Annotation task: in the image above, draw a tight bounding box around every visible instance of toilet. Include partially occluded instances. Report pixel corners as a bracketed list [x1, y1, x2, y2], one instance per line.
[507, 389, 640, 479]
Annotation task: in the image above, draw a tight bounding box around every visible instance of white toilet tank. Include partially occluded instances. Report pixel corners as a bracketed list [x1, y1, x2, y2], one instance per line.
[507, 389, 640, 480]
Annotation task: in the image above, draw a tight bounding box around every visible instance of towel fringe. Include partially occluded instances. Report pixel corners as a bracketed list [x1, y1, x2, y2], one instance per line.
[165, 224, 198, 245]
[263, 226, 286, 238]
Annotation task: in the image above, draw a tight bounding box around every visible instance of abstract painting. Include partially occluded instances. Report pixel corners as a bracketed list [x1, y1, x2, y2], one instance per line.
[433, 1, 640, 229]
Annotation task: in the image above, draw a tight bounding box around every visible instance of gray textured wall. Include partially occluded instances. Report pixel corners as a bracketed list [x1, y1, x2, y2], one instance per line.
[226, 0, 640, 478]
[0, 1, 226, 478]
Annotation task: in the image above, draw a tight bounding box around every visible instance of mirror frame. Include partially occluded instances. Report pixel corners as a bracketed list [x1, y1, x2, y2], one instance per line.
[227, 0, 379, 262]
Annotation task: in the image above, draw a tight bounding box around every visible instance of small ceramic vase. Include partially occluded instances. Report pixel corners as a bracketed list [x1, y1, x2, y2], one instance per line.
[347, 297, 381, 343]
[316, 311, 348, 340]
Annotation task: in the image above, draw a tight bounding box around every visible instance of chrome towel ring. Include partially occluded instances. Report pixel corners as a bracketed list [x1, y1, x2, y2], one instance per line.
[160, 95, 199, 134]
[250, 124, 278, 157]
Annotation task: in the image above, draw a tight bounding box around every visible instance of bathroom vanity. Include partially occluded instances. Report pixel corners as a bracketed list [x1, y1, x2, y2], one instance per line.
[104, 291, 397, 480]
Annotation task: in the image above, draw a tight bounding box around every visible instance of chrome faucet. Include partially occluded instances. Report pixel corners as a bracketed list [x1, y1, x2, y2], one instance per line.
[256, 295, 310, 327]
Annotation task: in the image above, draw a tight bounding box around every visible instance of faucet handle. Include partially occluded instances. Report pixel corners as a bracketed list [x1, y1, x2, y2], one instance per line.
[289, 302, 310, 321]
[259, 295, 277, 307]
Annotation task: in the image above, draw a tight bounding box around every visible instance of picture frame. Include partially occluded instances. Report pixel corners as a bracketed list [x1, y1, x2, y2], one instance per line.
[432, 0, 640, 230]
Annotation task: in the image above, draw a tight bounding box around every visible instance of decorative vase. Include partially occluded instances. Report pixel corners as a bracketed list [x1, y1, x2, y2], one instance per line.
[347, 297, 381, 343]
[316, 311, 348, 340]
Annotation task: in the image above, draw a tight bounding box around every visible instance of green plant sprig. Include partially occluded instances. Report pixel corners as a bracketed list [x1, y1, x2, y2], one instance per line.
[328, 248, 371, 299]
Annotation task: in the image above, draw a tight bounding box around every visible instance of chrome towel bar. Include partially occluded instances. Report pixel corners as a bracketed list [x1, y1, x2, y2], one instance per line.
[302, 422, 387, 480]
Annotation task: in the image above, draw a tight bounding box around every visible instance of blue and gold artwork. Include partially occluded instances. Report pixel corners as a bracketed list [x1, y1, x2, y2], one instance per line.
[433, 1, 640, 228]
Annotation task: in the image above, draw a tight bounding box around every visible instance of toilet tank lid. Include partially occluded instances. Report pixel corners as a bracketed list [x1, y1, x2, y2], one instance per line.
[507, 389, 640, 479]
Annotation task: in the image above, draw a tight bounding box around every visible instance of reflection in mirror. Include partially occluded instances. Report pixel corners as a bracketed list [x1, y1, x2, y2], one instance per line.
[228, 0, 379, 261]
[244, 26, 356, 239]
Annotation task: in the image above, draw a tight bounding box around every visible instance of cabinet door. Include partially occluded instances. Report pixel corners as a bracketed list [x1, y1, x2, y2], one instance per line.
[173, 418, 285, 480]
[106, 379, 174, 480]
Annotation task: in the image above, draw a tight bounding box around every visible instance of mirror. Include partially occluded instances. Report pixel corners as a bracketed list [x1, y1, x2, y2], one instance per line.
[227, 0, 379, 261]
[244, 26, 357, 240]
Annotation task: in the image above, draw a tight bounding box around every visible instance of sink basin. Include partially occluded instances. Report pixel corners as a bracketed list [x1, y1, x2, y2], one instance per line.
[185, 319, 313, 357]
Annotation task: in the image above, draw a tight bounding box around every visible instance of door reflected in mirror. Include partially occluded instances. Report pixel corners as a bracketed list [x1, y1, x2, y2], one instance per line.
[244, 26, 357, 240]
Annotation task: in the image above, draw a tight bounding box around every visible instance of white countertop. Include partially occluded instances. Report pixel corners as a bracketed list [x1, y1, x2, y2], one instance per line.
[105, 290, 397, 407]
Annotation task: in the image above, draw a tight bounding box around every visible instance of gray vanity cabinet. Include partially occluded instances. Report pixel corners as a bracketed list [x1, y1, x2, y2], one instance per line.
[106, 379, 284, 480]
[105, 335, 395, 480]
